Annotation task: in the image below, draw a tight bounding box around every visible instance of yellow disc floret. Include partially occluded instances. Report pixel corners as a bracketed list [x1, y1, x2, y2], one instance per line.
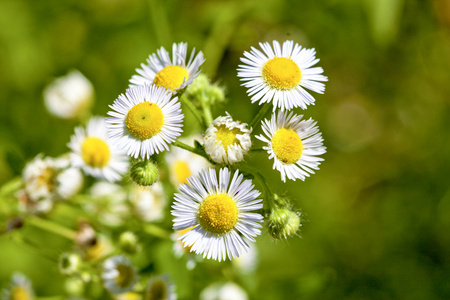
[11, 286, 30, 300]
[82, 137, 111, 168]
[198, 194, 238, 234]
[153, 65, 188, 91]
[174, 160, 191, 185]
[146, 279, 167, 300]
[215, 125, 242, 153]
[262, 57, 301, 90]
[126, 102, 164, 140]
[115, 264, 134, 288]
[271, 128, 303, 164]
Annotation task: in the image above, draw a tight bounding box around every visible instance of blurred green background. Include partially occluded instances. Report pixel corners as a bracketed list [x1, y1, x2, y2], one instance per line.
[1, 0, 450, 299]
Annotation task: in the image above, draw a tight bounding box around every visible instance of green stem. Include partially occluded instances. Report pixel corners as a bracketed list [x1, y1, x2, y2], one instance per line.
[180, 95, 206, 130]
[144, 224, 171, 239]
[238, 166, 273, 211]
[250, 148, 265, 153]
[0, 177, 22, 196]
[27, 217, 76, 240]
[249, 102, 272, 129]
[201, 96, 214, 127]
[172, 141, 216, 165]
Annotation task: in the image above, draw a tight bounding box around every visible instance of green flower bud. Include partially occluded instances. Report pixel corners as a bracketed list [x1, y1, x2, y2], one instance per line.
[59, 252, 81, 275]
[267, 207, 301, 240]
[130, 159, 159, 187]
[185, 74, 226, 106]
[65, 277, 84, 296]
[119, 231, 140, 254]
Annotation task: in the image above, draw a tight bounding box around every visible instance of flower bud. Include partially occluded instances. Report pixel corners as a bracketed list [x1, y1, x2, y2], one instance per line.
[119, 231, 140, 254]
[185, 74, 226, 106]
[59, 252, 81, 275]
[267, 207, 301, 239]
[129, 159, 159, 187]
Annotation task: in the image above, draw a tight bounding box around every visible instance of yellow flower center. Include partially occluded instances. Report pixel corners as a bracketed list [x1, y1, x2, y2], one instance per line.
[271, 128, 303, 164]
[174, 160, 191, 185]
[262, 57, 301, 90]
[153, 65, 188, 91]
[198, 194, 238, 234]
[11, 286, 30, 300]
[37, 167, 56, 191]
[82, 137, 111, 168]
[146, 279, 167, 300]
[115, 264, 134, 288]
[126, 102, 164, 140]
[215, 125, 242, 153]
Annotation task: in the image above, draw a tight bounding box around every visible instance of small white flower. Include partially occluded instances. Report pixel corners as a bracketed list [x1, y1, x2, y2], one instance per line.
[130, 183, 166, 222]
[144, 275, 177, 300]
[1, 272, 35, 300]
[238, 40, 327, 111]
[200, 282, 248, 300]
[171, 168, 263, 261]
[106, 84, 184, 159]
[204, 115, 252, 165]
[256, 110, 326, 182]
[69, 116, 129, 182]
[166, 136, 211, 186]
[102, 256, 138, 295]
[43, 70, 94, 119]
[85, 181, 129, 227]
[130, 42, 204, 92]
[21, 154, 83, 213]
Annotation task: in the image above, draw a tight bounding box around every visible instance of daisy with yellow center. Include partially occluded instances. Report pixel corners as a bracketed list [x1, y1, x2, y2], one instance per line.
[166, 136, 211, 186]
[130, 42, 204, 92]
[203, 115, 252, 165]
[102, 255, 138, 295]
[144, 275, 176, 300]
[1, 273, 35, 300]
[237, 40, 328, 111]
[69, 116, 129, 182]
[256, 111, 326, 182]
[171, 168, 263, 261]
[106, 84, 184, 159]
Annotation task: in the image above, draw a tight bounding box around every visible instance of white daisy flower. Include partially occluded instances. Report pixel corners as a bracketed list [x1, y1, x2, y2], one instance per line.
[1, 272, 35, 300]
[69, 116, 129, 182]
[130, 42, 204, 92]
[144, 275, 177, 300]
[237, 40, 327, 111]
[166, 136, 211, 186]
[43, 70, 94, 120]
[130, 183, 166, 222]
[102, 255, 138, 295]
[106, 84, 184, 159]
[256, 110, 326, 182]
[200, 282, 248, 300]
[85, 181, 129, 227]
[21, 154, 83, 213]
[203, 115, 252, 165]
[171, 168, 263, 261]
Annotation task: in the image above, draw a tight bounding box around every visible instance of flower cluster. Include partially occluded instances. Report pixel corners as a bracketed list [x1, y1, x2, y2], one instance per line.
[1, 39, 327, 299]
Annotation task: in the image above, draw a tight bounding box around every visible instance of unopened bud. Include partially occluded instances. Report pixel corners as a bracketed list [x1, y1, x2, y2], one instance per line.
[130, 159, 159, 187]
[119, 231, 140, 254]
[185, 74, 226, 106]
[267, 208, 301, 239]
[59, 252, 81, 275]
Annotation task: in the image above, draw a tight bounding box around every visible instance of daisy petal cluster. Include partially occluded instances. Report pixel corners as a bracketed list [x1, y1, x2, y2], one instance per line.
[106, 84, 184, 159]
[130, 42, 205, 93]
[204, 115, 252, 165]
[171, 168, 263, 261]
[256, 110, 326, 182]
[238, 40, 327, 111]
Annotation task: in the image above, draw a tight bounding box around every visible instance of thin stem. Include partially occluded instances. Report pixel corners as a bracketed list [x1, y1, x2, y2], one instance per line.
[180, 95, 206, 130]
[249, 102, 272, 129]
[27, 217, 76, 240]
[238, 165, 273, 211]
[250, 148, 265, 152]
[201, 98, 214, 127]
[172, 141, 216, 165]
